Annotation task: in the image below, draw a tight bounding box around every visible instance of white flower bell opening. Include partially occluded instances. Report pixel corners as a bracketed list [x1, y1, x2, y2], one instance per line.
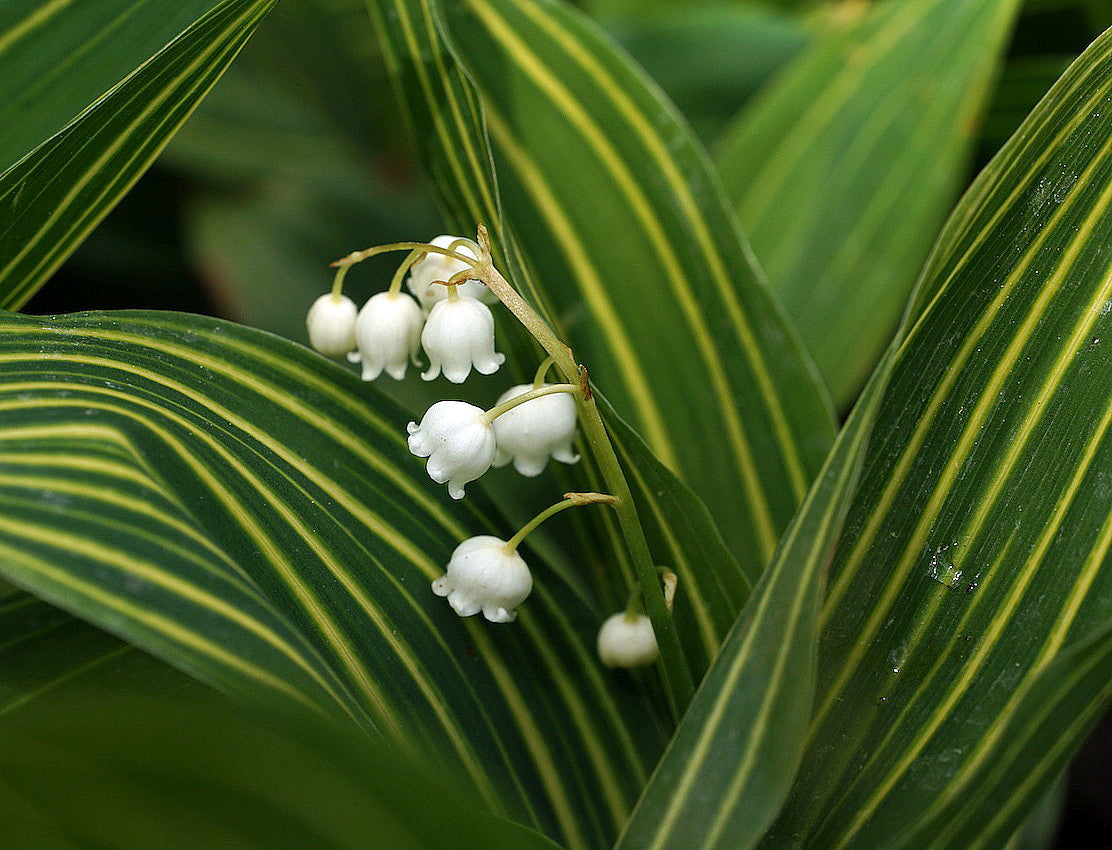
[406, 235, 496, 312]
[597, 612, 659, 668]
[421, 294, 505, 383]
[491, 383, 580, 477]
[431, 535, 533, 623]
[350, 291, 424, 380]
[407, 401, 496, 499]
[306, 293, 357, 358]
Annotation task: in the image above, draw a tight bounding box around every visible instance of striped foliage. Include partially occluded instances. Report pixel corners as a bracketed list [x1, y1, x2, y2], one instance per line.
[0, 0, 277, 310]
[370, 0, 836, 593]
[610, 26, 1112, 850]
[0, 597, 560, 850]
[0, 310, 669, 849]
[716, 0, 1022, 407]
[759, 27, 1112, 848]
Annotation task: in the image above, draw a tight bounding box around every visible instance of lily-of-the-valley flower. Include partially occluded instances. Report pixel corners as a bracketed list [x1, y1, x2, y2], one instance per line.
[492, 383, 580, 477]
[407, 401, 496, 499]
[432, 535, 532, 623]
[407, 235, 496, 312]
[350, 291, 424, 380]
[597, 612, 659, 668]
[306, 293, 357, 358]
[421, 292, 505, 383]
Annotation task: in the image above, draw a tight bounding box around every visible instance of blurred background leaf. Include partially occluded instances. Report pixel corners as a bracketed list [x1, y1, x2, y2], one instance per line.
[714, 0, 1023, 409]
[0, 601, 559, 850]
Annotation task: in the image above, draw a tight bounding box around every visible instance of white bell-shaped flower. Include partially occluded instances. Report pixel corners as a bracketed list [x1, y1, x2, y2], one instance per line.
[306, 293, 357, 358]
[491, 384, 580, 477]
[406, 235, 496, 312]
[597, 612, 659, 667]
[350, 291, 424, 380]
[407, 401, 496, 499]
[420, 295, 505, 383]
[432, 535, 533, 622]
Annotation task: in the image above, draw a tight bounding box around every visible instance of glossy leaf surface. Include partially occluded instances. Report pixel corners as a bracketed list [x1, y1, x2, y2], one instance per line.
[760, 28, 1112, 847]
[0, 310, 667, 849]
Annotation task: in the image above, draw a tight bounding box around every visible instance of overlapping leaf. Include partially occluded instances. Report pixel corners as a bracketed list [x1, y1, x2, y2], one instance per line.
[369, 0, 835, 595]
[0, 599, 559, 850]
[716, 0, 1022, 407]
[0, 0, 277, 309]
[759, 27, 1112, 847]
[0, 310, 669, 849]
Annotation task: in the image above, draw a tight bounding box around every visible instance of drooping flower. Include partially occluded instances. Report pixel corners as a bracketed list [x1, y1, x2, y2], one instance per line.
[406, 235, 495, 312]
[420, 295, 505, 383]
[350, 291, 424, 380]
[491, 383, 580, 477]
[407, 401, 496, 499]
[306, 293, 357, 358]
[432, 535, 533, 623]
[597, 612, 659, 667]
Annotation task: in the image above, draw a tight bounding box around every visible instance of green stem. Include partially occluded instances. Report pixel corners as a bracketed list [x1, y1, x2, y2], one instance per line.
[474, 225, 694, 718]
[505, 492, 618, 553]
[331, 241, 478, 268]
[532, 356, 556, 389]
[480, 383, 580, 425]
[388, 249, 425, 297]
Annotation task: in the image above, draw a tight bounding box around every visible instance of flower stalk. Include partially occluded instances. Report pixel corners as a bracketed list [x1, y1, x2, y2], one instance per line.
[473, 225, 694, 716]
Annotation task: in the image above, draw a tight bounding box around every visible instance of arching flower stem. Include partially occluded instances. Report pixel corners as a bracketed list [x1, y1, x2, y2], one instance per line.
[472, 224, 695, 718]
[504, 491, 617, 554]
[532, 355, 557, 389]
[479, 383, 581, 425]
[387, 249, 426, 297]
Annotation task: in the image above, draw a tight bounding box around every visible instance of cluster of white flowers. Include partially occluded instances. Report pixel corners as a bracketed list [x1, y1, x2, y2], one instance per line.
[306, 235, 503, 384]
[311, 232, 660, 667]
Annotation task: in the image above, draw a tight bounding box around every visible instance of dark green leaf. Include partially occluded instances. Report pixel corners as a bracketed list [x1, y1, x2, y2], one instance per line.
[761, 27, 1112, 847]
[428, 0, 835, 586]
[0, 310, 668, 849]
[0, 0, 277, 309]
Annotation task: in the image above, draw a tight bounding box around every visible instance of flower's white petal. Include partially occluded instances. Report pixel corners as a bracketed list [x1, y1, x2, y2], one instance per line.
[406, 401, 495, 496]
[597, 613, 659, 667]
[431, 536, 532, 622]
[353, 292, 424, 381]
[306, 293, 357, 358]
[491, 383, 579, 477]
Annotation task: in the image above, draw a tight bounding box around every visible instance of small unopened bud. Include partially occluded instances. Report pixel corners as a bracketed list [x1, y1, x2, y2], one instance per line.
[597, 612, 659, 668]
[306, 293, 357, 358]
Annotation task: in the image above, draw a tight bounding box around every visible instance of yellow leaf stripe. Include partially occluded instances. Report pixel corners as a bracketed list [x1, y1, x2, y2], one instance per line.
[0, 317, 650, 842]
[464, 0, 801, 557]
[0, 0, 271, 308]
[812, 96, 1111, 730]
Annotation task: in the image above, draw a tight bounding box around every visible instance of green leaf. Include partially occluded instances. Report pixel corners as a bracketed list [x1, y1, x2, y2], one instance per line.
[0, 687, 560, 849]
[0, 0, 277, 309]
[599, 3, 808, 142]
[759, 27, 1112, 847]
[378, 0, 835, 590]
[715, 0, 1022, 407]
[598, 396, 750, 675]
[0, 310, 668, 849]
[615, 344, 900, 850]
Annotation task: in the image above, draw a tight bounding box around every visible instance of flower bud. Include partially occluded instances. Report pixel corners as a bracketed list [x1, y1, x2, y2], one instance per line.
[406, 235, 495, 312]
[420, 296, 505, 383]
[431, 535, 533, 623]
[306, 293, 357, 358]
[597, 612, 659, 668]
[407, 401, 496, 499]
[351, 291, 424, 380]
[491, 384, 580, 477]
